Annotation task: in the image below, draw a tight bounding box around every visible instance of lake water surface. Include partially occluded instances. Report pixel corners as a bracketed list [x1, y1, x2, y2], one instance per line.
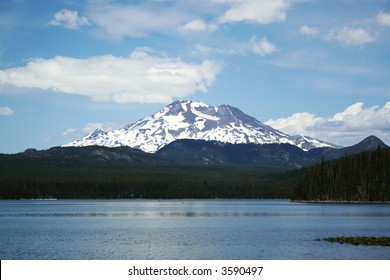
[0, 199, 389, 259]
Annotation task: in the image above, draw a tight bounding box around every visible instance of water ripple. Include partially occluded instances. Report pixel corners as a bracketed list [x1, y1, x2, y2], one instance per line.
[1, 211, 389, 218]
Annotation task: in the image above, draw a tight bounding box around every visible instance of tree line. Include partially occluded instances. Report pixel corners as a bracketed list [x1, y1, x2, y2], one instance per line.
[292, 147, 390, 202]
[1, 147, 389, 201]
[0, 155, 296, 199]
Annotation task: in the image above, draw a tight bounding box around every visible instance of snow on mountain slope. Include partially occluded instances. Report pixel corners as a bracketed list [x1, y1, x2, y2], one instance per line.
[290, 135, 343, 151]
[63, 100, 339, 153]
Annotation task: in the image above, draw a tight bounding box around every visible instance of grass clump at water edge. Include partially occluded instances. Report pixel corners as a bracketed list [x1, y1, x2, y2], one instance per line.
[316, 236, 390, 246]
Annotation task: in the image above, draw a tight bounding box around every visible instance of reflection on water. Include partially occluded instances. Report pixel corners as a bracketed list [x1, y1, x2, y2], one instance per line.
[1, 211, 390, 217]
[1, 199, 390, 260]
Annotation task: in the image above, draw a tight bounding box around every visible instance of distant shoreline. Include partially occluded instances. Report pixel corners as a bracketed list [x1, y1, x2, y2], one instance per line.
[1, 198, 390, 204]
[317, 236, 390, 246]
[1, 198, 286, 201]
[292, 200, 390, 204]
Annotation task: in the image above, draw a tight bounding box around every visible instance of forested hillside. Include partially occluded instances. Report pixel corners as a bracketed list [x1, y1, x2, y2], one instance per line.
[0, 138, 388, 201]
[0, 155, 297, 199]
[292, 147, 390, 202]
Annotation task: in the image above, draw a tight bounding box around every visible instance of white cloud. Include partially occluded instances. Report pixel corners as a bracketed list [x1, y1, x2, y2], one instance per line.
[325, 26, 376, 46]
[266, 112, 323, 137]
[0, 49, 223, 104]
[298, 11, 389, 47]
[81, 0, 293, 39]
[192, 37, 278, 58]
[49, 9, 91, 30]
[87, 2, 189, 39]
[0, 106, 14, 116]
[330, 102, 363, 122]
[376, 11, 390, 27]
[191, 44, 240, 56]
[265, 102, 390, 146]
[299, 25, 319, 36]
[179, 19, 218, 32]
[249, 36, 279, 56]
[218, 0, 290, 24]
[268, 49, 370, 75]
[62, 128, 77, 137]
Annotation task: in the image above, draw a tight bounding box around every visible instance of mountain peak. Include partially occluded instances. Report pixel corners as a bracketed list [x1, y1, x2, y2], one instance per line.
[356, 135, 388, 150]
[63, 127, 108, 148]
[63, 100, 340, 153]
[291, 135, 343, 150]
[90, 128, 108, 137]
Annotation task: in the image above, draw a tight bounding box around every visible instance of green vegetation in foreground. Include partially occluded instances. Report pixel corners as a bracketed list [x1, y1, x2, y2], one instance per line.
[0, 155, 299, 199]
[292, 147, 390, 202]
[316, 236, 390, 246]
[1, 145, 389, 201]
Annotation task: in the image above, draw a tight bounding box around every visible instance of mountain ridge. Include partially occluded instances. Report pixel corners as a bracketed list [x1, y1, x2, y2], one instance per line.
[1, 136, 387, 200]
[156, 135, 388, 168]
[63, 100, 340, 152]
[16, 135, 388, 169]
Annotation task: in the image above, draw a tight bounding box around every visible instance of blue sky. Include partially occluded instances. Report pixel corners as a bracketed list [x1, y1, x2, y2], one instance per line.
[1, 0, 390, 153]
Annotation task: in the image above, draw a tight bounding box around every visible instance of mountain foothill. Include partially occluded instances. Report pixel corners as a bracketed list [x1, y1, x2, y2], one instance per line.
[1, 100, 389, 201]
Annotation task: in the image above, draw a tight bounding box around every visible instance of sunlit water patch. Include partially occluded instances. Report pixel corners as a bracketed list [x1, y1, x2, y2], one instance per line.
[1, 200, 389, 259]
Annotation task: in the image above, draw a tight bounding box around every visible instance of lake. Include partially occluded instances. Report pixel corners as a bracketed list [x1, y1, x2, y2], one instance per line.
[0, 199, 389, 259]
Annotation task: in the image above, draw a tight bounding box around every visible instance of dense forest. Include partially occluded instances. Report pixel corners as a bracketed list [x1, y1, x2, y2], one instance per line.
[292, 147, 390, 202]
[0, 144, 389, 201]
[0, 155, 298, 199]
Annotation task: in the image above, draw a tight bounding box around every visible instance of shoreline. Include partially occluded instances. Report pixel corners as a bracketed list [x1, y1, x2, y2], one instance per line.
[317, 236, 390, 246]
[291, 200, 390, 205]
[1, 198, 390, 204]
[1, 198, 289, 201]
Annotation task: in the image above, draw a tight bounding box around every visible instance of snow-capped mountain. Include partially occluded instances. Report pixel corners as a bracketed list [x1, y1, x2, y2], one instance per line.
[290, 135, 343, 151]
[63, 100, 339, 153]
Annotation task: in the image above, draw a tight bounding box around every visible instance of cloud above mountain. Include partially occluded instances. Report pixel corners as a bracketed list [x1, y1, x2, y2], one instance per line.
[0, 49, 222, 104]
[0, 106, 14, 116]
[299, 25, 320, 37]
[325, 27, 377, 46]
[249, 36, 279, 56]
[86, 2, 190, 39]
[298, 10, 390, 47]
[80, 0, 292, 39]
[217, 0, 291, 24]
[376, 11, 390, 27]
[48, 9, 91, 30]
[265, 102, 390, 146]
